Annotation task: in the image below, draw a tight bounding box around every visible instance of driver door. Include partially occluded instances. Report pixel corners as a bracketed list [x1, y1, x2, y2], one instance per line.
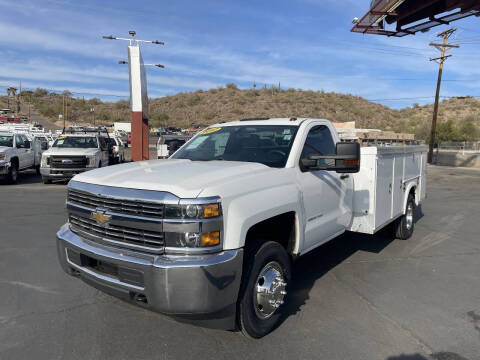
[297, 124, 353, 253]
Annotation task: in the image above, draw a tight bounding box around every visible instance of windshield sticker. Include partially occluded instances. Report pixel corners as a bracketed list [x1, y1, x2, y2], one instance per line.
[201, 127, 221, 135]
[56, 139, 65, 145]
[283, 129, 292, 135]
[283, 135, 292, 141]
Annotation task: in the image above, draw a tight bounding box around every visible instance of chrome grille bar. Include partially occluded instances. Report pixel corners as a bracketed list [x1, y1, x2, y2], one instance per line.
[69, 214, 164, 253]
[68, 189, 164, 218]
[51, 156, 87, 169]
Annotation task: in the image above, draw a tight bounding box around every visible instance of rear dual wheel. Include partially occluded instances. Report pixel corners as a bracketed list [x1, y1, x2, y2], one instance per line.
[237, 241, 291, 338]
[394, 194, 415, 240]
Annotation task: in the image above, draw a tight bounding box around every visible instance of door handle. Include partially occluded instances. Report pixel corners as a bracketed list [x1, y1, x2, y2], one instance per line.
[340, 174, 349, 180]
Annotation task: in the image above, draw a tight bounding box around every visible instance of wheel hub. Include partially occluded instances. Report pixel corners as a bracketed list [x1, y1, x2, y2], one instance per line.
[406, 203, 414, 230]
[253, 261, 287, 319]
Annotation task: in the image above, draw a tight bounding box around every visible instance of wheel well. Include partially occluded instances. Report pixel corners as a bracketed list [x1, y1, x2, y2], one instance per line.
[10, 157, 19, 167]
[244, 212, 296, 255]
[409, 186, 416, 201]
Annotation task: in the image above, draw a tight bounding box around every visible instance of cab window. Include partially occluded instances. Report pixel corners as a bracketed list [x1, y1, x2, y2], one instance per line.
[300, 125, 335, 170]
[15, 135, 25, 148]
[98, 137, 107, 150]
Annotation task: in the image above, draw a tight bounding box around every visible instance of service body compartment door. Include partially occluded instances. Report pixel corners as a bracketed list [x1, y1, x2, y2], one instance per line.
[392, 154, 405, 218]
[375, 155, 393, 229]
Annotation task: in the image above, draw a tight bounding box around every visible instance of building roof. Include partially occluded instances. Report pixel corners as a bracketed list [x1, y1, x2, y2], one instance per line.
[351, 0, 480, 37]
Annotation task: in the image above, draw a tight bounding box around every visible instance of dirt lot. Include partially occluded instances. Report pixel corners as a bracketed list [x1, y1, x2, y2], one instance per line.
[0, 165, 479, 360]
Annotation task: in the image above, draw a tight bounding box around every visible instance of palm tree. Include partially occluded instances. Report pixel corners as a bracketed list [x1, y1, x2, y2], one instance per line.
[6, 87, 17, 111]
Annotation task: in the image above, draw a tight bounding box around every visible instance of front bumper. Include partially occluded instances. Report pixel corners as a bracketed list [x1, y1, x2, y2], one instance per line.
[56, 224, 243, 329]
[41, 167, 89, 179]
[0, 163, 9, 175]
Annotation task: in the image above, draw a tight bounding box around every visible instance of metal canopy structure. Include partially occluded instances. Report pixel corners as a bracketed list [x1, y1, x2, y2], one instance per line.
[351, 0, 480, 37]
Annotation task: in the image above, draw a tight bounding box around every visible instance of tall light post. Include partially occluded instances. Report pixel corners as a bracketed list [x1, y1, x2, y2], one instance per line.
[103, 31, 164, 161]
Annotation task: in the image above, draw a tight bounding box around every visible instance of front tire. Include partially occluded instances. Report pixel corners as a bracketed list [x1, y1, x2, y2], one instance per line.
[7, 164, 18, 184]
[237, 241, 291, 338]
[395, 194, 415, 240]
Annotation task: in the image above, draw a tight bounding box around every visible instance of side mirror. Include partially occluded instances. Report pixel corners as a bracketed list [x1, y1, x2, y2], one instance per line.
[301, 142, 360, 173]
[41, 142, 48, 150]
[24, 140, 31, 149]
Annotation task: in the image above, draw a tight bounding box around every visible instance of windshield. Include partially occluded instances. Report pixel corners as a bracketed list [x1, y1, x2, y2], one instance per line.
[171, 125, 298, 168]
[0, 135, 13, 147]
[53, 136, 98, 148]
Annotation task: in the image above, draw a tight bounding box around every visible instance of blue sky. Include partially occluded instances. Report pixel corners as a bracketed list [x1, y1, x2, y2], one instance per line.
[1, 0, 479, 109]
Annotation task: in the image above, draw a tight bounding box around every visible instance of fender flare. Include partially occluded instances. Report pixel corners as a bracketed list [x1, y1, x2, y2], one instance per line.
[403, 183, 417, 214]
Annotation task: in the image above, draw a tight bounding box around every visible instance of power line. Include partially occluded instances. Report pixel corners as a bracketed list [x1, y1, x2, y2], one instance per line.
[0, 84, 129, 98]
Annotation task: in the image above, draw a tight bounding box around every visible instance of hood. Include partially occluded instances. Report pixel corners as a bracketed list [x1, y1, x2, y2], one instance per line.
[72, 159, 274, 198]
[0, 146, 13, 153]
[44, 147, 99, 156]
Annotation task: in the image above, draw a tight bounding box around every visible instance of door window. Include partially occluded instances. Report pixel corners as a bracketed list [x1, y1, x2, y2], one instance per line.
[98, 137, 107, 150]
[15, 135, 24, 148]
[21, 135, 30, 148]
[300, 125, 335, 170]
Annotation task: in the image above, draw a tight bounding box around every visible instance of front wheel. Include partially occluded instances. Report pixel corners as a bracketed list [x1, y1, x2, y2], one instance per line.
[394, 194, 415, 240]
[237, 241, 291, 338]
[7, 164, 18, 184]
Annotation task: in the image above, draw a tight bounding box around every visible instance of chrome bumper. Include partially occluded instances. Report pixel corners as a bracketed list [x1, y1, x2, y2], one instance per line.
[0, 163, 9, 175]
[41, 167, 88, 179]
[56, 224, 243, 329]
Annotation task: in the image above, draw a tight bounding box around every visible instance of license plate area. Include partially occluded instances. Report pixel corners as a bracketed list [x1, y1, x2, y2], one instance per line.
[67, 249, 144, 288]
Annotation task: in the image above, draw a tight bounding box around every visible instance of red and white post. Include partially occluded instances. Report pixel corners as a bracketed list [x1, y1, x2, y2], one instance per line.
[128, 45, 149, 161]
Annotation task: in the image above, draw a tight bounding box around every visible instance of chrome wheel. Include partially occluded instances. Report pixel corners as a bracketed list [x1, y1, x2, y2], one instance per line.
[11, 166, 17, 182]
[406, 202, 414, 230]
[253, 261, 287, 319]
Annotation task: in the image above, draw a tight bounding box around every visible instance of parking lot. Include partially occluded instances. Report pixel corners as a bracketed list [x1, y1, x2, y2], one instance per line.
[0, 165, 479, 360]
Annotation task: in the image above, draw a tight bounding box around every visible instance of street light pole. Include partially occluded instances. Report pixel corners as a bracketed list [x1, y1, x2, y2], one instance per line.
[103, 30, 164, 161]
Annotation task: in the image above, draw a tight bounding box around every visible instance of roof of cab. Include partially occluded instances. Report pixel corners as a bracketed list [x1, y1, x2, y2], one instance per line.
[209, 117, 329, 127]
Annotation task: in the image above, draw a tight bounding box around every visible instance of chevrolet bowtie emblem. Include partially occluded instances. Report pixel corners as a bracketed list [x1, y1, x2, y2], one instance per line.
[90, 210, 111, 225]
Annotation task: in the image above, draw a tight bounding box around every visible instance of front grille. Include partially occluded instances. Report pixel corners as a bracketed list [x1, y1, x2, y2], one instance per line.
[69, 214, 164, 252]
[51, 156, 87, 169]
[68, 189, 164, 219]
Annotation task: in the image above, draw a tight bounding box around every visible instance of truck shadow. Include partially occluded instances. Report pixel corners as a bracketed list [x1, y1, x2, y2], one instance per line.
[0, 169, 41, 185]
[386, 352, 469, 360]
[279, 206, 424, 325]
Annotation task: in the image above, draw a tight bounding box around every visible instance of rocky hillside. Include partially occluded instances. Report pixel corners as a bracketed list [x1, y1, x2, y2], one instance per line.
[6, 85, 480, 141]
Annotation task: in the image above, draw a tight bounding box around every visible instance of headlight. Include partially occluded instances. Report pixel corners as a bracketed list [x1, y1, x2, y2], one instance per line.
[164, 231, 221, 248]
[41, 155, 50, 167]
[86, 155, 96, 167]
[164, 203, 221, 219]
[164, 202, 222, 249]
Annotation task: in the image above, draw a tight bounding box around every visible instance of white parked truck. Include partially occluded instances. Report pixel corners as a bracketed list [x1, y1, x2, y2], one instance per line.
[41, 132, 110, 184]
[56, 118, 427, 337]
[0, 131, 47, 183]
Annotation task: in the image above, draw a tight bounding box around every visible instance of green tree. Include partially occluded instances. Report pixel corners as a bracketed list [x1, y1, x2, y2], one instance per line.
[458, 116, 479, 141]
[436, 120, 461, 142]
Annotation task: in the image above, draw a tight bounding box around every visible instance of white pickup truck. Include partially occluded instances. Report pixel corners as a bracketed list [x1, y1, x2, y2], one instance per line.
[41, 133, 110, 184]
[0, 131, 47, 183]
[56, 118, 426, 338]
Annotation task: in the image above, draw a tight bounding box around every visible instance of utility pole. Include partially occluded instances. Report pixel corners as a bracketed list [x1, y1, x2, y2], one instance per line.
[428, 28, 459, 164]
